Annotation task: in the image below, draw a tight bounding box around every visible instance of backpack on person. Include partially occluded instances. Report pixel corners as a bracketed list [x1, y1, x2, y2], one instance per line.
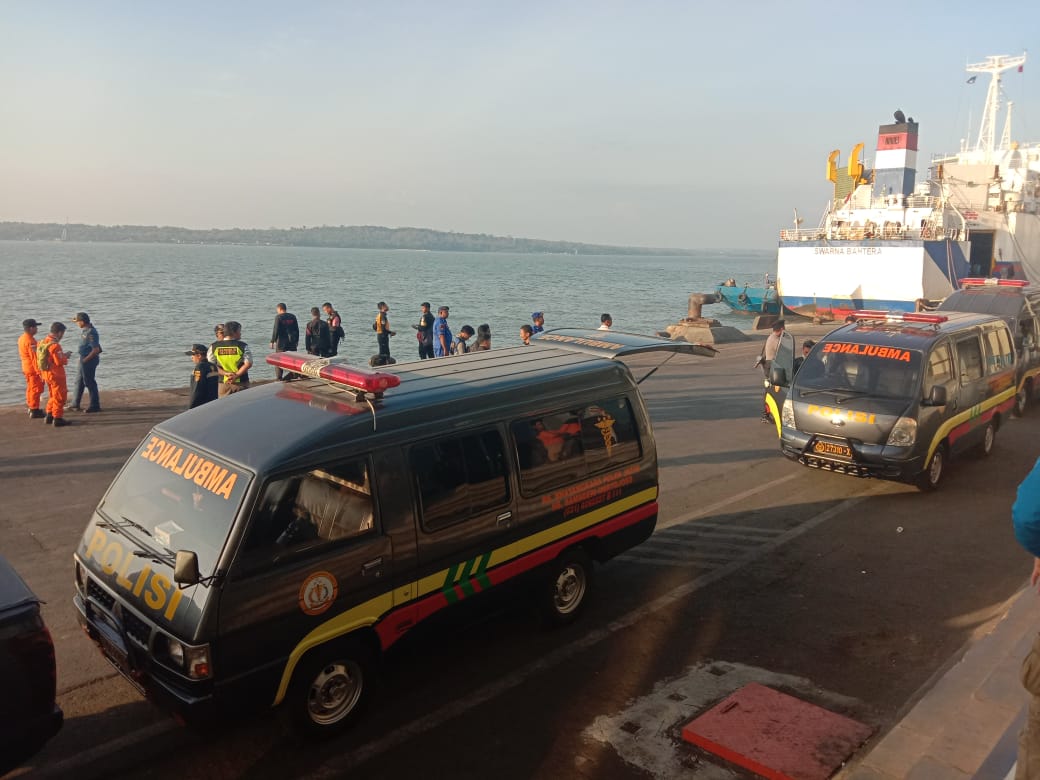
[36, 340, 51, 371]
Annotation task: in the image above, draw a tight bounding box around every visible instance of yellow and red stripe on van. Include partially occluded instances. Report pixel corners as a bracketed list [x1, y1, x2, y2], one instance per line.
[271, 487, 657, 706]
[925, 386, 1015, 461]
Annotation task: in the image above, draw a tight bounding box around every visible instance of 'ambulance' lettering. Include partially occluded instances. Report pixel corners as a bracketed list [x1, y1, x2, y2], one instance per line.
[822, 342, 912, 362]
[139, 436, 241, 501]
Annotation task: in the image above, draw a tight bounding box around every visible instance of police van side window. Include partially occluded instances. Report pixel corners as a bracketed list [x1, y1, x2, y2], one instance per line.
[512, 396, 641, 494]
[412, 429, 510, 532]
[955, 337, 984, 383]
[242, 458, 375, 562]
[926, 342, 955, 388]
[982, 327, 1013, 373]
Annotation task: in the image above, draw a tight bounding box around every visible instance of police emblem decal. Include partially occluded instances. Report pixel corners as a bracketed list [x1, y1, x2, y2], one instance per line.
[299, 571, 339, 615]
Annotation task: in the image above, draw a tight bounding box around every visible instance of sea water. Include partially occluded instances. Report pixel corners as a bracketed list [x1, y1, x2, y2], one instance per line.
[1, 241, 774, 407]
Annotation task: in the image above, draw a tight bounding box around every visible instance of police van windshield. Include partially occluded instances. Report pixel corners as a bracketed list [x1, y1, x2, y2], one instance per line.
[796, 342, 924, 400]
[99, 434, 251, 575]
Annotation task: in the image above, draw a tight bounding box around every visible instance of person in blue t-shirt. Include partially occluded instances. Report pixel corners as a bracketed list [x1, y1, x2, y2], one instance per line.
[433, 306, 453, 357]
[1013, 457, 1040, 771]
[531, 312, 545, 334]
[71, 311, 102, 412]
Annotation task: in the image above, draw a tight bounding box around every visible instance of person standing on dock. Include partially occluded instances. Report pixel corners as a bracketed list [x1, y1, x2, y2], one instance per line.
[71, 311, 102, 413]
[323, 302, 344, 356]
[434, 306, 452, 357]
[598, 314, 613, 331]
[19, 318, 46, 419]
[38, 322, 71, 426]
[305, 307, 332, 357]
[374, 302, 394, 362]
[211, 321, 252, 396]
[270, 303, 300, 381]
[531, 312, 545, 334]
[756, 320, 785, 423]
[414, 302, 435, 360]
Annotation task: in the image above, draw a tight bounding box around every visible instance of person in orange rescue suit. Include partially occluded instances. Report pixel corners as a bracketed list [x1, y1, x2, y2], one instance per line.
[18, 318, 46, 419]
[38, 322, 72, 427]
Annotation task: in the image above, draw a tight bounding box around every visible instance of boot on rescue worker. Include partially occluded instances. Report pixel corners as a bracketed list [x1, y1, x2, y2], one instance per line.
[18, 318, 46, 419]
[37, 322, 72, 427]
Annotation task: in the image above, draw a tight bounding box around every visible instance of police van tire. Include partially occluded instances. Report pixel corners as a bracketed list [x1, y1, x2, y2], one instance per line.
[291, 640, 373, 738]
[1015, 385, 1029, 417]
[973, 421, 996, 458]
[539, 549, 593, 627]
[916, 444, 946, 491]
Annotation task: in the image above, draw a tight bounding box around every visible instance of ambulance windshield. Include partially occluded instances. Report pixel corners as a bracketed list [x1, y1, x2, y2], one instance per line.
[796, 343, 924, 400]
[99, 434, 251, 575]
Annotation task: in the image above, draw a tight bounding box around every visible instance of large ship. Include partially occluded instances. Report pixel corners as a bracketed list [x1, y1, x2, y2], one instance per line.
[777, 53, 1040, 318]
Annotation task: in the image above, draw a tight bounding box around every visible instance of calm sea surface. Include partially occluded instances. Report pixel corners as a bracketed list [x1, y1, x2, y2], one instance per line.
[1, 241, 774, 407]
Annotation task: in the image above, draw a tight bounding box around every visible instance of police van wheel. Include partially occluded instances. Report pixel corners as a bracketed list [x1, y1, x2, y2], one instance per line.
[973, 421, 996, 458]
[539, 549, 593, 626]
[916, 444, 946, 491]
[292, 642, 372, 738]
[1015, 386, 1029, 417]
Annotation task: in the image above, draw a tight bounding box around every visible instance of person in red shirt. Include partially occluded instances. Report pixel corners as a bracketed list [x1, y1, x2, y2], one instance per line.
[18, 318, 46, 419]
[38, 322, 72, 427]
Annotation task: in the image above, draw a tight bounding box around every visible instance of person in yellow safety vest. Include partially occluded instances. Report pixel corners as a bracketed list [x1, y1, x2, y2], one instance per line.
[207, 320, 252, 397]
[374, 301, 395, 361]
[19, 318, 46, 419]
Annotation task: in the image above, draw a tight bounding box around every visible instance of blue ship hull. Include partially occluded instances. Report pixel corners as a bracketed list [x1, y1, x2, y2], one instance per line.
[715, 284, 781, 315]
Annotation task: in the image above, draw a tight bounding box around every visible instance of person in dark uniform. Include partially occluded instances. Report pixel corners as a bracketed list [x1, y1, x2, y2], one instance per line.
[323, 302, 344, 356]
[305, 307, 332, 357]
[70, 311, 102, 412]
[186, 344, 218, 408]
[414, 302, 435, 360]
[269, 303, 300, 380]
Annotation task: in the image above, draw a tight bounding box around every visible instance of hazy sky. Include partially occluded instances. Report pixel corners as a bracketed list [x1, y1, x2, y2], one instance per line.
[2, 2, 1038, 248]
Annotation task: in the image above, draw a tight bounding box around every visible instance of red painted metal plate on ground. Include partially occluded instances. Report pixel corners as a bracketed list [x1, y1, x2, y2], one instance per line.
[681, 682, 872, 780]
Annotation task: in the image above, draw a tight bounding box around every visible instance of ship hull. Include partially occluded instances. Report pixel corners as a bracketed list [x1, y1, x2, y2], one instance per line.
[776, 239, 970, 318]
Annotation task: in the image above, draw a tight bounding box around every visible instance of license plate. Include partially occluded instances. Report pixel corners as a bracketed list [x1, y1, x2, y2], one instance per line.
[98, 630, 132, 673]
[812, 440, 852, 458]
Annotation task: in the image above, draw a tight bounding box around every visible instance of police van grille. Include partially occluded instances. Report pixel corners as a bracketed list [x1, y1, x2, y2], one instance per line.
[86, 578, 116, 610]
[800, 455, 871, 477]
[120, 609, 152, 649]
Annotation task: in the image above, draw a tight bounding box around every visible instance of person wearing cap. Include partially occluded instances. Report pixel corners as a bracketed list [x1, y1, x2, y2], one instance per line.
[414, 302, 435, 360]
[70, 311, 102, 413]
[38, 322, 72, 427]
[185, 344, 218, 408]
[322, 302, 344, 357]
[270, 303, 300, 381]
[210, 320, 252, 397]
[451, 325, 475, 355]
[433, 306, 453, 358]
[531, 312, 545, 335]
[757, 320, 786, 422]
[373, 302, 395, 361]
[18, 318, 47, 419]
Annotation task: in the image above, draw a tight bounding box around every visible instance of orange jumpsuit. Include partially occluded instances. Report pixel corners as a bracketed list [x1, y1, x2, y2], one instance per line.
[39, 336, 69, 419]
[18, 332, 45, 411]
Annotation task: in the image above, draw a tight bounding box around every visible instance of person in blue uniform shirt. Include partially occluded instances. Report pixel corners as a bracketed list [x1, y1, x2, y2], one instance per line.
[1014, 458, 1040, 773]
[433, 306, 453, 358]
[70, 311, 102, 412]
[531, 312, 545, 334]
[185, 344, 218, 408]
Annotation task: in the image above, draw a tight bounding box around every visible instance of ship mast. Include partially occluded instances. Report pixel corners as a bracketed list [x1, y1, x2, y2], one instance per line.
[968, 53, 1026, 159]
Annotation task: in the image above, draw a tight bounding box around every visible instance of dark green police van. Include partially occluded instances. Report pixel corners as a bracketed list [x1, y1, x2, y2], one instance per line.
[73, 330, 713, 736]
[771, 311, 1016, 490]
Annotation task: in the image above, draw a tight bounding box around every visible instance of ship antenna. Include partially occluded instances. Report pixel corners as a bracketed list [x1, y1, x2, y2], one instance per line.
[967, 52, 1026, 159]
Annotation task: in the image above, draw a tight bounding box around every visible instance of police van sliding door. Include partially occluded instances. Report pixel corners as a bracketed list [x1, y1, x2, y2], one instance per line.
[409, 427, 516, 598]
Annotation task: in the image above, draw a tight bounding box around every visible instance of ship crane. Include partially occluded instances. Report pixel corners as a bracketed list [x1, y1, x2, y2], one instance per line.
[967, 53, 1026, 159]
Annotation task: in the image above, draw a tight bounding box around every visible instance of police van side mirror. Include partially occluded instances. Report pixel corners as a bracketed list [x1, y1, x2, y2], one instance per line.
[923, 385, 947, 407]
[174, 550, 201, 586]
[770, 367, 789, 387]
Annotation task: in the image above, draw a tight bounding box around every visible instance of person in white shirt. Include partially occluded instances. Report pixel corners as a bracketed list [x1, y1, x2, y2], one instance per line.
[598, 314, 612, 331]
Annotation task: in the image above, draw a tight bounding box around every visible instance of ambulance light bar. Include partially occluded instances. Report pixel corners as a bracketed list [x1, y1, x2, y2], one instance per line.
[266, 352, 400, 393]
[959, 277, 1028, 288]
[849, 310, 949, 324]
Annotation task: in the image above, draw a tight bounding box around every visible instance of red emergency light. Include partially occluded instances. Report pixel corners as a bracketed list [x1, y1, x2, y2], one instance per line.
[849, 310, 948, 324]
[959, 277, 1028, 288]
[266, 352, 401, 393]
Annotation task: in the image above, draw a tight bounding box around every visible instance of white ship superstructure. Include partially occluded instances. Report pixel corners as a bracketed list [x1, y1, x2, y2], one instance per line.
[777, 53, 1040, 317]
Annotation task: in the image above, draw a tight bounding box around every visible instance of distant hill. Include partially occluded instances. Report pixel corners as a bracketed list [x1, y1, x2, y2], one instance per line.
[0, 221, 690, 255]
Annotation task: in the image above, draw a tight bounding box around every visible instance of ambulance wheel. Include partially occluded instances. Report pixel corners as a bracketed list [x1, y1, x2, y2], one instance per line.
[973, 421, 996, 458]
[1015, 385, 1029, 417]
[916, 444, 946, 491]
[291, 640, 373, 738]
[539, 549, 593, 626]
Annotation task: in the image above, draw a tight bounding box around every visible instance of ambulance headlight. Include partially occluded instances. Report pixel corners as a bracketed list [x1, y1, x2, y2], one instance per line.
[781, 399, 795, 428]
[886, 416, 917, 447]
[161, 637, 212, 679]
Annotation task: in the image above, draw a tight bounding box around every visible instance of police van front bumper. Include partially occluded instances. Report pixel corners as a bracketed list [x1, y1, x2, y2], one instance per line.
[780, 430, 924, 480]
[73, 573, 217, 725]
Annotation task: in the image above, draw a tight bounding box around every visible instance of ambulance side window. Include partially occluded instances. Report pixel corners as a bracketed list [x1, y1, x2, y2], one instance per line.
[512, 396, 641, 494]
[412, 429, 510, 532]
[926, 342, 955, 390]
[955, 337, 984, 383]
[982, 327, 1013, 373]
[242, 457, 375, 563]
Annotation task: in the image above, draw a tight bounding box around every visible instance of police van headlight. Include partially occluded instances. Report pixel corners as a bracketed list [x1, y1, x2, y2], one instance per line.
[781, 399, 795, 428]
[75, 560, 87, 594]
[886, 416, 917, 447]
[161, 635, 212, 679]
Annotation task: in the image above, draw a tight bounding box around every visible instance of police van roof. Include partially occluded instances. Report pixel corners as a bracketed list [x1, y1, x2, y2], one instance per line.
[832, 310, 1007, 347]
[157, 343, 642, 474]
